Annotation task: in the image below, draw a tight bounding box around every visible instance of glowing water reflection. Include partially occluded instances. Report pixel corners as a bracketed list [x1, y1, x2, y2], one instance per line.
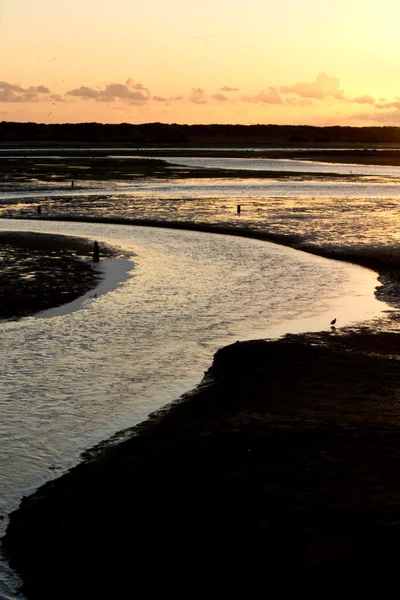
[0, 218, 386, 597]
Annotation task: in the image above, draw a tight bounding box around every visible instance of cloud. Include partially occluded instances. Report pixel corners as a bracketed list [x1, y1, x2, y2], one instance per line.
[221, 86, 239, 92]
[376, 98, 400, 110]
[212, 93, 229, 102]
[0, 81, 26, 93]
[125, 79, 150, 93]
[50, 94, 66, 103]
[281, 72, 344, 100]
[351, 109, 400, 124]
[36, 85, 51, 94]
[285, 96, 314, 107]
[242, 87, 283, 105]
[0, 81, 52, 102]
[153, 96, 167, 102]
[66, 79, 150, 105]
[189, 88, 207, 104]
[67, 85, 99, 100]
[346, 95, 400, 124]
[350, 95, 375, 105]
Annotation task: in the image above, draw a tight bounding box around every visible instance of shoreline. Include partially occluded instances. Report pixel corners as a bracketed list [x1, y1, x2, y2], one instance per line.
[5, 214, 400, 309]
[2, 147, 400, 191]
[0, 231, 124, 320]
[0, 232, 103, 320]
[4, 327, 400, 597]
[2, 218, 400, 597]
[5, 212, 399, 269]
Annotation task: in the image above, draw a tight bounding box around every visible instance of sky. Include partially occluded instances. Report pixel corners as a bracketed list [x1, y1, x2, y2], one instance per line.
[1, 0, 400, 126]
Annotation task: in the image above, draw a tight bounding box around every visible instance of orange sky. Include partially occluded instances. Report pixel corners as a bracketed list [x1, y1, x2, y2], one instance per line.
[1, 0, 400, 125]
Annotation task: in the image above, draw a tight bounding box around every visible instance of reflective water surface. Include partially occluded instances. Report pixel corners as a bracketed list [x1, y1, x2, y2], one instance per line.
[138, 155, 400, 178]
[0, 219, 384, 597]
[2, 155, 400, 256]
[0, 151, 397, 597]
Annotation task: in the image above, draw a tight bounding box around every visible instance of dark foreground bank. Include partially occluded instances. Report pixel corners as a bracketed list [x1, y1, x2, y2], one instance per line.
[4, 326, 400, 599]
[0, 232, 104, 319]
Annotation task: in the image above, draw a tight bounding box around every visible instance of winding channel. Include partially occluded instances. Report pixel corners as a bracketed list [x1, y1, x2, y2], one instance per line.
[0, 218, 385, 598]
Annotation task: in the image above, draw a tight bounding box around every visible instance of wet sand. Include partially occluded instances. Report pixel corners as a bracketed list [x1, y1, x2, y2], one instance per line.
[2, 226, 400, 597]
[2, 147, 400, 190]
[0, 232, 106, 319]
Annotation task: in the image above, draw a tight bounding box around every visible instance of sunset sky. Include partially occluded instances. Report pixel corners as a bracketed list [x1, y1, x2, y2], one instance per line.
[1, 0, 400, 126]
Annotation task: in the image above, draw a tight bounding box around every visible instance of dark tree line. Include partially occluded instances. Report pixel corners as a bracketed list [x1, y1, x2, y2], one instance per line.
[2, 121, 400, 144]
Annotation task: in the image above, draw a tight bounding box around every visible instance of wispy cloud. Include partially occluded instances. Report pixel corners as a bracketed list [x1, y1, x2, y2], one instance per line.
[0, 81, 52, 102]
[3, 73, 392, 126]
[212, 93, 230, 102]
[281, 72, 344, 100]
[242, 87, 283, 105]
[285, 97, 314, 107]
[350, 95, 375, 105]
[125, 79, 149, 93]
[66, 79, 150, 105]
[189, 88, 207, 104]
[376, 98, 400, 110]
[50, 94, 66, 103]
[66, 86, 99, 100]
[351, 109, 400, 124]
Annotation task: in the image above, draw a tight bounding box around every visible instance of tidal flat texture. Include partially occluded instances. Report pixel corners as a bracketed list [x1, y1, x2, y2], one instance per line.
[0, 232, 101, 319]
[3, 143, 400, 598]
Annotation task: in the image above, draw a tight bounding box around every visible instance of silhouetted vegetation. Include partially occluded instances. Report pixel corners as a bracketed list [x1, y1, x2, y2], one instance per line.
[3, 121, 400, 145]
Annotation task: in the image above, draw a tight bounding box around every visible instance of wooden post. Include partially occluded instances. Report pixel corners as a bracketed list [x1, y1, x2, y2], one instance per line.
[37, 205, 41, 215]
[93, 241, 100, 262]
[237, 204, 241, 214]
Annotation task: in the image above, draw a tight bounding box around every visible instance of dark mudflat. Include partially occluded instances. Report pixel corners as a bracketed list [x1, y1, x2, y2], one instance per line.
[0, 232, 101, 319]
[4, 329, 400, 598]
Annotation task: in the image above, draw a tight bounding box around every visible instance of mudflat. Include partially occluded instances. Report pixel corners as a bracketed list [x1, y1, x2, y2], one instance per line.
[3, 143, 400, 597]
[4, 324, 400, 599]
[2, 146, 400, 189]
[0, 232, 101, 319]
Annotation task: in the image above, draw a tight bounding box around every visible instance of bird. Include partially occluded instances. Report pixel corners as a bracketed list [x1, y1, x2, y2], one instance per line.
[330, 318, 337, 326]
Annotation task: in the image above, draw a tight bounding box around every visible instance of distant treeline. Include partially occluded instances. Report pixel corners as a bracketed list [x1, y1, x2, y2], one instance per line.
[2, 121, 400, 145]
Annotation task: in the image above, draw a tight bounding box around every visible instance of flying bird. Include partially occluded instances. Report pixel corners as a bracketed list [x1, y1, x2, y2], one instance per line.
[330, 318, 337, 326]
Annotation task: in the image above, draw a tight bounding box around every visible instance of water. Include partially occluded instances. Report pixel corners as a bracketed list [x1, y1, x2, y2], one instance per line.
[2, 154, 400, 256]
[0, 218, 385, 597]
[0, 220, 383, 507]
[0, 150, 397, 597]
[2, 145, 399, 153]
[136, 155, 400, 179]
